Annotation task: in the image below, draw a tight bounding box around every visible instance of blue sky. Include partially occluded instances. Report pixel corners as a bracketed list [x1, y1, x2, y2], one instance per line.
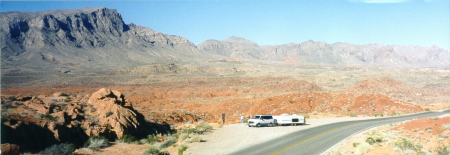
[1, 0, 449, 49]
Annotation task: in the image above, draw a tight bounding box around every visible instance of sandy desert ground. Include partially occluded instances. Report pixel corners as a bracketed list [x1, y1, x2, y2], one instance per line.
[2, 65, 450, 154]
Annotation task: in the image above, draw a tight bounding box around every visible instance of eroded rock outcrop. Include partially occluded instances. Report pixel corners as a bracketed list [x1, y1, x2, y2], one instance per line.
[86, 88, 143, 138]
[1, 114, 86, 153]
[1, 143, 20, 155]
[1, 88, 172, 154]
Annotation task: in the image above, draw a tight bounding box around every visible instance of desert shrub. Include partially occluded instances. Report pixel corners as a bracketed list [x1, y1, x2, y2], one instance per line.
[373, 113, 383, 117]
[39, 143, 75, 155]
[435, 144, 450, 155]
[20, 112, 28, 117]
[117, 134, 136, 144]
[194, 123, 212, 134]
[376, 137, 383, 143]
[7, 96, 16, 101]
[144, 146, 160, 155]
[1, 112, 10, 119]
[178, 133, 189, 142]
[426, 127, 433, 133]
[353, 142, 360, 147]
[366, 137, 376, 145]
[189, 136, 202, 143]
[424, 108, 430, 111]
[389, 111, 402, 116]
[59, 93, 69, 96]
[349, 113, 357, 117]
[7, 108, 15, 113]
[178, 145, 188, 155]
[141, 134, 159, 144]
[67, 93, 77, 97]
[64, 97, 72, 102]
[31, 113, 43, 119]
[42, 114, 56, 120]
[182, 127, 195, 134]
[85, 136, 109, 150]
[2, 101, 13, 109]
[395, 138, 418, 152]
[182, 123, 213, 135]
[159, 136, 177, 149]
[106, 111, 113, 117]
[87, 139, 107, 150]
[356, 143, 372, 154]
[443, 123, 450, 130]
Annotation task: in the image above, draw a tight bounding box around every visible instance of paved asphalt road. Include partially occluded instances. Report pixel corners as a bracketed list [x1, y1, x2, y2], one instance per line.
[229, 110, 450, 155]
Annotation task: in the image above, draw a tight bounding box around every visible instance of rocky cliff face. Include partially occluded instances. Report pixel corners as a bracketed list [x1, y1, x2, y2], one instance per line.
[1, 7, 200, 72]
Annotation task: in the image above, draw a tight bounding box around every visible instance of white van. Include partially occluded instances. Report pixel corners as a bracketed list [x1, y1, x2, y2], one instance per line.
[272, 114, 305, 126]
[247, 115, 276, 127]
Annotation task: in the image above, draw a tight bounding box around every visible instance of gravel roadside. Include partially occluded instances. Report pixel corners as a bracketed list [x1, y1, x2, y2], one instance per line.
[184, 117, 378, 155]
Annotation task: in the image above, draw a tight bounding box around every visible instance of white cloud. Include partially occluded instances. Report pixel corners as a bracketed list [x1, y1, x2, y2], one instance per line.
[349, 0, 410, 3]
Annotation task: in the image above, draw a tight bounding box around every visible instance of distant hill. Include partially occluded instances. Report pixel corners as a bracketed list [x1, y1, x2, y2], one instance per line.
[1, 7, 449, 77]
[199, 37, 450, 68]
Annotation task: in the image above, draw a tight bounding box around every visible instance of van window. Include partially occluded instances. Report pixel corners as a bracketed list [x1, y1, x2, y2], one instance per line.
[252, 116, 260, 119]
[263, 116, 273, 119]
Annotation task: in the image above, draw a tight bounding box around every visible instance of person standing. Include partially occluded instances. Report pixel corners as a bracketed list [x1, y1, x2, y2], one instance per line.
[240, 115, 244, 123]
[222, 113, 225, 124]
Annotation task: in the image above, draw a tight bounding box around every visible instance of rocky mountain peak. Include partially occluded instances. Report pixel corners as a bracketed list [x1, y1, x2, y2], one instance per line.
[1, 7, 203, 74]
[2, 7, 129, 56]
[224, 36, 258, 46]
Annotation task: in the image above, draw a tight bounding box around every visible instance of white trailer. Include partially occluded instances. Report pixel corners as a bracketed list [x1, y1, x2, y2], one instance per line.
[273, 114, 305, 126]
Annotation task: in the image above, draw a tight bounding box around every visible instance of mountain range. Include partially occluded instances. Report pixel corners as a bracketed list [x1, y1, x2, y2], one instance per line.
[1, 7, 449, 76]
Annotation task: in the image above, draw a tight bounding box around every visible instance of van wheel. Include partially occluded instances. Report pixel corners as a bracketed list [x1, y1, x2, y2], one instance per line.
[256, 124, 260, 127]
[269, 123, 273, 127]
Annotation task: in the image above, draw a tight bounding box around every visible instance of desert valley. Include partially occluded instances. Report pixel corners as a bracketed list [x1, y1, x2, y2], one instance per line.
[1, 7, 450, 155]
